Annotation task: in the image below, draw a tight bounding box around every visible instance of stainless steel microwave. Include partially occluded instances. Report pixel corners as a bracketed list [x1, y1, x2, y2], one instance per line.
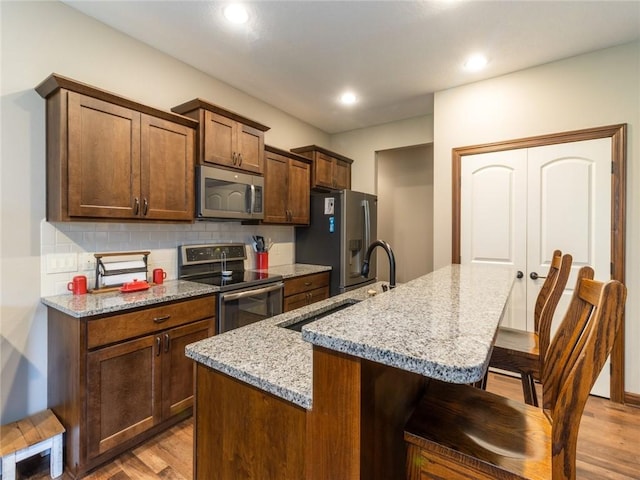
[196, 165, 264, 220]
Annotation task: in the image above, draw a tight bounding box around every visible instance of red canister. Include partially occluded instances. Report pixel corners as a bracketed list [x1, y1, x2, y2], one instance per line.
[256, 252, 269, 270]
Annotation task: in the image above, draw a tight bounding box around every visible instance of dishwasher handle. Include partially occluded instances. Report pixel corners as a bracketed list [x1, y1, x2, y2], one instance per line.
[220, 282, 284, 302]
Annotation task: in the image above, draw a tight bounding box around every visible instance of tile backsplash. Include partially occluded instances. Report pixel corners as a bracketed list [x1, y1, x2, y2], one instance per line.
[41, 220, 295, 296]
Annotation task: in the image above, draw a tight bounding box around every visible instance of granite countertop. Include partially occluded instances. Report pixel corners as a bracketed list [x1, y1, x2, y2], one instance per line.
[186, 263, 515, 410]
[250, 263, 331, 279]
[41, 280, 216, 318]
[41, 263, 330, 318]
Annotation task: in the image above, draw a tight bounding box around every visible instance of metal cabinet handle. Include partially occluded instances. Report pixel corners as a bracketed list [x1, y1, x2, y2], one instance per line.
[164, 333, 170, 353]
[238, 153, 243, 166]
[156, 336, 161, 356]
[153, 315, 171, 323]
[530, 272, 547, 280]
[143, 198, 149, 216]
[517, 271, 524, 279]
[304, 281, 312, 287]
[134, 197, 140, 215]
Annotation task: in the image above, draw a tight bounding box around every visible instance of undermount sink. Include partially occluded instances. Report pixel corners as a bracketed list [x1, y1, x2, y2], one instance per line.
[281, 300, 361, 332]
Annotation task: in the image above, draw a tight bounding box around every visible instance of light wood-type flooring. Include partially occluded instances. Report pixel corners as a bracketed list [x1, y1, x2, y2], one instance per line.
[17, 373, 640, 479]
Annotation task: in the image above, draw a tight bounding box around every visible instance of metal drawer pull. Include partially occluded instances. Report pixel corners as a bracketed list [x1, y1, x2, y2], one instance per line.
[153, 315, 171, 323]
[164, 333, 170, 353]
[304, 282, 312, 286]
[156, 336, 161, 356]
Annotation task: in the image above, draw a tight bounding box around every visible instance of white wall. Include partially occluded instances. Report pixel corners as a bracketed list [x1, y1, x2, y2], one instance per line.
[432, 41, 640, 394]
[331, 115, 434, 194]
[0, 0, 330, 424]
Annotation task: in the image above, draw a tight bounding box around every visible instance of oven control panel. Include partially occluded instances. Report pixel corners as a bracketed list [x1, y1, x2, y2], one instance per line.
[180, 243, 246, 266]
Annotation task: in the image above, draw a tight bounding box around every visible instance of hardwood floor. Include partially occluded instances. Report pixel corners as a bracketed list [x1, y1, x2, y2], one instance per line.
[18, 373, 640, 479]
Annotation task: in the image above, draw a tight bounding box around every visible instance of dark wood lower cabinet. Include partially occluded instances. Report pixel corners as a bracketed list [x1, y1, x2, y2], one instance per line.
[283, 272, 330, 312]
[87, 335, 159, 458]
[48, 295, 215, 478]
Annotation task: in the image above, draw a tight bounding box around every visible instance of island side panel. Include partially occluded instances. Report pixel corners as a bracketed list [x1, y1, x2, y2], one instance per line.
[309, 345, 426, 480]
[360, 358, 426, 479]
[308, 346, 362, 480]
[194, 363, 307, 480]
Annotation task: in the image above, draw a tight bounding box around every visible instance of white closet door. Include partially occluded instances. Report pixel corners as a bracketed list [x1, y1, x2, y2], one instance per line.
[460, 149, 528, 330]
[527, 137, 612, 396]
[461, 137, 612, 397]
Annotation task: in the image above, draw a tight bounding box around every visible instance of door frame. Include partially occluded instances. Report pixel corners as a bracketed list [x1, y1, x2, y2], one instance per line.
[451, 124, 627, 403]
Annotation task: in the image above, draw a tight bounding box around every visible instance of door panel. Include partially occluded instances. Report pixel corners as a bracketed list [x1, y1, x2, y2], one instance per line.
[527, 138, 611, 395]
[141, 115, 194, 220]
[67, 92, 141, 218]
[461, 149, 527, 330]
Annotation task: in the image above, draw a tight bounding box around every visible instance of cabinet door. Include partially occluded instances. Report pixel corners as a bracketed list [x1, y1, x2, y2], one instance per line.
[67, 92, 141, 218]
[288, 159, 310, 224]
[334, 159, 351, 190]
[161, 319, 213, 419]
[141, 115, 195, 221]
[203, 111, 235, 167]
[237, 124, 264, 174]
[314, 153, 335, 188]
[264, 152, 289, 223]
[87, 335, 161, 458]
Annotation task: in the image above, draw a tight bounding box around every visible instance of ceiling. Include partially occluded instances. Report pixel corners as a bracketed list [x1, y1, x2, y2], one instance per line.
[63, 1, 640, 134]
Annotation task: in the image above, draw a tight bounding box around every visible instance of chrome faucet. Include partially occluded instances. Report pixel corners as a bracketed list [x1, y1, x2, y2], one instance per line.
[361, 240, 396, 290]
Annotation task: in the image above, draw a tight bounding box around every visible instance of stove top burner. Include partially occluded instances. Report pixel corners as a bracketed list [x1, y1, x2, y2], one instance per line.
[178, 243, 282, 292]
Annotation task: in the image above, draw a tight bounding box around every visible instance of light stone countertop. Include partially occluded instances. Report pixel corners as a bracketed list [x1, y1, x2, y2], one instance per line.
[186, 263, 515, 409]
[41, 280, 217, 318]
[41, 264, 330, 318]
[250, 263, 331, 279]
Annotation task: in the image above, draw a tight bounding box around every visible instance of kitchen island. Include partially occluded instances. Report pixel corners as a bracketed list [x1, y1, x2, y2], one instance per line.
[186, 263, 515, 480]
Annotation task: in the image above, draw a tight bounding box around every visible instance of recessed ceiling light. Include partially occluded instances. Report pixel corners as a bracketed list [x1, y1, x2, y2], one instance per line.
[340, 92, 357, 105]
[464, 54, 488, 72]
[224, 4, 248, 24]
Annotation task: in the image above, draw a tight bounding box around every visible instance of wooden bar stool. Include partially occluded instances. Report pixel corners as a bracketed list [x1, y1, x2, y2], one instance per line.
[404, 266, 626, 480]
[485, 250, 572, 406]
[0, 409, 65, 480]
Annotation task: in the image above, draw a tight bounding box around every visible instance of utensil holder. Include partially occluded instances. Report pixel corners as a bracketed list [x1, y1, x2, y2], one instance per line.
[256, 252, 268, 270]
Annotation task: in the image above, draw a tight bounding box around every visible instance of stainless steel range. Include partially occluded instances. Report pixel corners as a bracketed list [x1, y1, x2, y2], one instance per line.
[178, 243, 283, 333]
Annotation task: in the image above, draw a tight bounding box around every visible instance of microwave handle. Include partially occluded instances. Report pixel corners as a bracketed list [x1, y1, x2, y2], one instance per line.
[250, 184, 256, 214]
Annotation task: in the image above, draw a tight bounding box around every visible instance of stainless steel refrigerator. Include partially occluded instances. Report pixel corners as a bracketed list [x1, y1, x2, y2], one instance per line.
[295, 190, 377, 296]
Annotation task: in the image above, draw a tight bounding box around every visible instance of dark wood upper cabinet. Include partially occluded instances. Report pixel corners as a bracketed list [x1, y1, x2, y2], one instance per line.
[172, 98, 270, 175]
[36, 74, 197, 222]
[263, 145, 311, 225]
[290, 145, 353, 191]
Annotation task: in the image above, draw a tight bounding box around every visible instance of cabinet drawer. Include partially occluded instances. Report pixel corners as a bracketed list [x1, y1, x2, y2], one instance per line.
[284, 286, 330, 312]
[88, 296, 215, 349]
[284, 272, 330, 297]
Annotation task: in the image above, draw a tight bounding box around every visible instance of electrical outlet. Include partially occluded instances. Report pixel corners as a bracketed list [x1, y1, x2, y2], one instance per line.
[46, 253, 78, 274]
[79, 253, 95, 271]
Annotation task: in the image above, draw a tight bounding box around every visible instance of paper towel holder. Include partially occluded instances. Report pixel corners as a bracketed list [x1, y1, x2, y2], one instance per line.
[94, 251, 150, 292]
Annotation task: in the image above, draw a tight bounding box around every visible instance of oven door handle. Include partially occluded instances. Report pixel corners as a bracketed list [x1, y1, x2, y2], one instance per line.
[220, 282, 284, 302]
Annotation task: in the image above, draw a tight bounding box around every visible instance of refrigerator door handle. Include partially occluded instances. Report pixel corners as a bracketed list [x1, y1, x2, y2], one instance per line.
[362, 199, 371, 252]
